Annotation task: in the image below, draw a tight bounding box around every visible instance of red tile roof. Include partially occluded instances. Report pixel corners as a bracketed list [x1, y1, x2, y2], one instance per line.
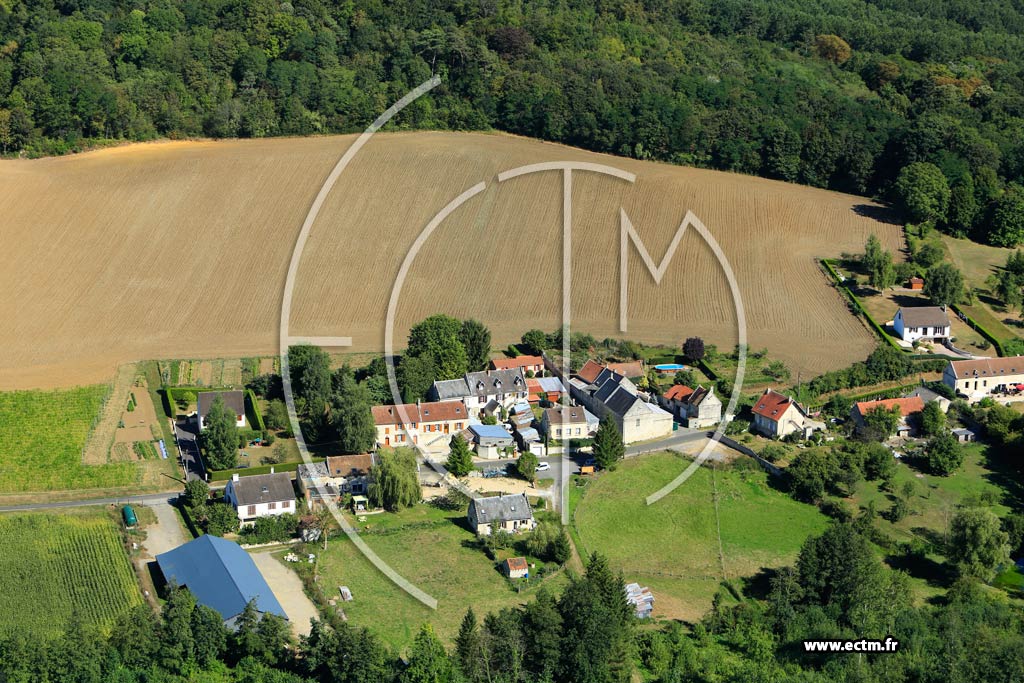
[664, 385, 695, 401]
[491, 355, 544, 371]
[505, 557, 528, 572]
[577, 359, 605, 384]
[371, 400, 467, 426]
[751, 389, 797, 422]
[854, 396, 924, 418]
[606, 361, 644, 378]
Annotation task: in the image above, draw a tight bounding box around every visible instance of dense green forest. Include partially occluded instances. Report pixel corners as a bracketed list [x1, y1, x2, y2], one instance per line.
[7, 537, 1024, 682]
[3, 0, 1024, 243]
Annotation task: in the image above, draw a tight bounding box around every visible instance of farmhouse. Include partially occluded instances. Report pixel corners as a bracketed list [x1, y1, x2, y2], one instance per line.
[751, 389, 824, 440]
[490, 355, 545, 376]
[541, 405, 590, 439]
[503, 557, 529, 579]
[468, 423, 516, 458]
[893, 306, 951, 343]
[850, 396, 925, 438]
[660, 384, 722, 429]
[156, 535, 286, 628]
[429, 369, 528, 416]
[527, 376, 567, 404]
[467, 493, 536, 536]
[297, 454, 377, 510]
[224, 471, 295, 524]
[571, 367, 673, 443]
[197, 390, 246, 430]
[943, 356, 1024, 401]
[903, 386, 951, 413]
[576, 359, 644, 383]
[371, 400, 468, 448]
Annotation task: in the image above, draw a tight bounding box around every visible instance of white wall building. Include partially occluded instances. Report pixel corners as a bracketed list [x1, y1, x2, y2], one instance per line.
[224, 471, 295, 524]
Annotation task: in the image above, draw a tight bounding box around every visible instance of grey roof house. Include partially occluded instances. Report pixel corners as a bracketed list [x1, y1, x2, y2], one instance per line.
[197, 390, 247, 430]
[467, 493, 537, 536]
[224, 471, 296, 523]
[156, 535, 287, 628]
[428, 369, 528, 416]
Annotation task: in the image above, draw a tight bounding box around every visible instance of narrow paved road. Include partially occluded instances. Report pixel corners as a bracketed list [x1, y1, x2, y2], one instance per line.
[0, 491, 178, 513]
[174, 419, 206, 481]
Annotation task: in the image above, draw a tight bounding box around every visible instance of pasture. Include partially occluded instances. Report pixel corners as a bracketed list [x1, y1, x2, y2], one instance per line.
[0, 386, 140, 494]
[308, 503, 566, 653]
[0, 508, 143, 639]
[0, 132, 902, 390]
[572, 452, 828, 621]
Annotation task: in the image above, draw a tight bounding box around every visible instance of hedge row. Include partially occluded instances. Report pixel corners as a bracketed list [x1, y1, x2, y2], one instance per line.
[209, 459, 316, 482]
[245, 389, 266, 431]
[843, 382, 926, 403]
[950, 304, 1007, 357]
[820, 259, 903, 351]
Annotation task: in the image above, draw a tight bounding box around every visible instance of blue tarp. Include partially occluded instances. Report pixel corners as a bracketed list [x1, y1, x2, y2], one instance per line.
[156, 535, 287, 623]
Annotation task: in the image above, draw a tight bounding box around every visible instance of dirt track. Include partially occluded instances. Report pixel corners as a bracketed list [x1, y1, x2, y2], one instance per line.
[0, 132, 903, 389]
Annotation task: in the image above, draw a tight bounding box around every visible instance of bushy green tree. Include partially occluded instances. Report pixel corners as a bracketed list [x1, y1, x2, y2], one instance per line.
[925, 431, 964, 475]
[521, 329, 547, 355]
[406, 314, 468, 380]
[369, 447, 421, 511]
[330, 367, 376, 454]
[985, 187, 1024, 247]
[445, 434, 474, 477]
[517, 450, 539, 482]
[593, 415, 625, 470]
[183, 479, 209, 509]
[202, 395, 239, 470]
[459, 319, 491, 371]
[920, 400, 946, 436]
[924, 263, 965, 306]
[895, 162, 951, 223]
[948, 508, 1011, 581]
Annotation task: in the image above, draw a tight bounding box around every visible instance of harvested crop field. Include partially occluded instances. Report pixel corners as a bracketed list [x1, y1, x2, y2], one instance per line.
[0, 132, 902, 389]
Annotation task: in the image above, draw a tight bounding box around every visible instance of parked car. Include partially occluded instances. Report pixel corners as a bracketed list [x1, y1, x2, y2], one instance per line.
[536, 461, 551, 472]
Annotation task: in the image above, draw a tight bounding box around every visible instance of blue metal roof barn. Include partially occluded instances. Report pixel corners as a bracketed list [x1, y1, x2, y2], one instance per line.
[156, 535, 287, 627]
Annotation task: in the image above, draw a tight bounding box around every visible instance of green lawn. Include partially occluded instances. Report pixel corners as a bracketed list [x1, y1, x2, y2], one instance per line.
[573, 452, 829, 620]
[0, 386, 140, 493]
[0, 508, 143, 639]
[308, 504, 567, 653]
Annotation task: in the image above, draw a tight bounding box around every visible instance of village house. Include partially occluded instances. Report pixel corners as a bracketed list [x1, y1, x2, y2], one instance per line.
[850, 396, 925, 438]
[468, 423, 517, 458]
[223, 471, 295, 524]
[296, 461, 339, 511]
[576, 359, 644, 383]
[467, 493, 537, 536]
[893, 306, 951, 344]
[750, 389, 824, 440]
[903, 386, 951, 413]
[570, 366, 673, 443]
[660, 384, 722, 429]
[371, 400, 468, 448]
[429, 369, 529, 416]
[541, 405, 590, 439]
[943, 355, 1024, 401]
[490, 355, 545, 376]
[527, 376, 567, 404]
[197, 390, 246, 430]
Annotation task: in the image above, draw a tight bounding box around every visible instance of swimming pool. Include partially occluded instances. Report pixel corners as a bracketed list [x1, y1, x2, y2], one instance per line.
[654, 363, 687, 373]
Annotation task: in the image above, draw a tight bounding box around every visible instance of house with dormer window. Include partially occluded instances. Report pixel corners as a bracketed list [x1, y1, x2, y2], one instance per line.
[428, 369, 528, 417]
[751, 389, 824, 439]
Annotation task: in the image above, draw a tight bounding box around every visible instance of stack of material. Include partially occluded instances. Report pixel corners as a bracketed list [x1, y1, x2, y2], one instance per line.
[624, 582, 654, 619]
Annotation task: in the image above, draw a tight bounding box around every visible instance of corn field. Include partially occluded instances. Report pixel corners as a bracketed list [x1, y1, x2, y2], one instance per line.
[0, 511, 142, 638]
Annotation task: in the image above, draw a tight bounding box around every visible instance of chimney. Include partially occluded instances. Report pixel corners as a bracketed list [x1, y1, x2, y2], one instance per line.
[232, 473, 239, 483]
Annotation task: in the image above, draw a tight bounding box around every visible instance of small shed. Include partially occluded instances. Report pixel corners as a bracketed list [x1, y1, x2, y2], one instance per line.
[503, 557, 529, 579]
[351, 495, 369, 512]
[951, 427, 977, 443]
[908, 276, 925, 290]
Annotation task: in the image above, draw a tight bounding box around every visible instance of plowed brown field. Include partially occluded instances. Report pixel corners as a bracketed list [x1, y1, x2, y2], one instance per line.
[0, 132, 902, 389]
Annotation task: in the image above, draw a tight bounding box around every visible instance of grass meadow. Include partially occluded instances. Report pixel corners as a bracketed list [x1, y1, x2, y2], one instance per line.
[0, 386, 140, 493]
[572, 452, 829, 621]
[0, 508, 142, 639]
[307, 503, 567, 653]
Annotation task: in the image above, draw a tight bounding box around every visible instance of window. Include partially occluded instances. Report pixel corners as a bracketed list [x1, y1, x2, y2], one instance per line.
[247, 505, 256, 516]
[635, 419, 641, 427]
[282, 500, 290, 509]
[268, 502, 276, 510]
